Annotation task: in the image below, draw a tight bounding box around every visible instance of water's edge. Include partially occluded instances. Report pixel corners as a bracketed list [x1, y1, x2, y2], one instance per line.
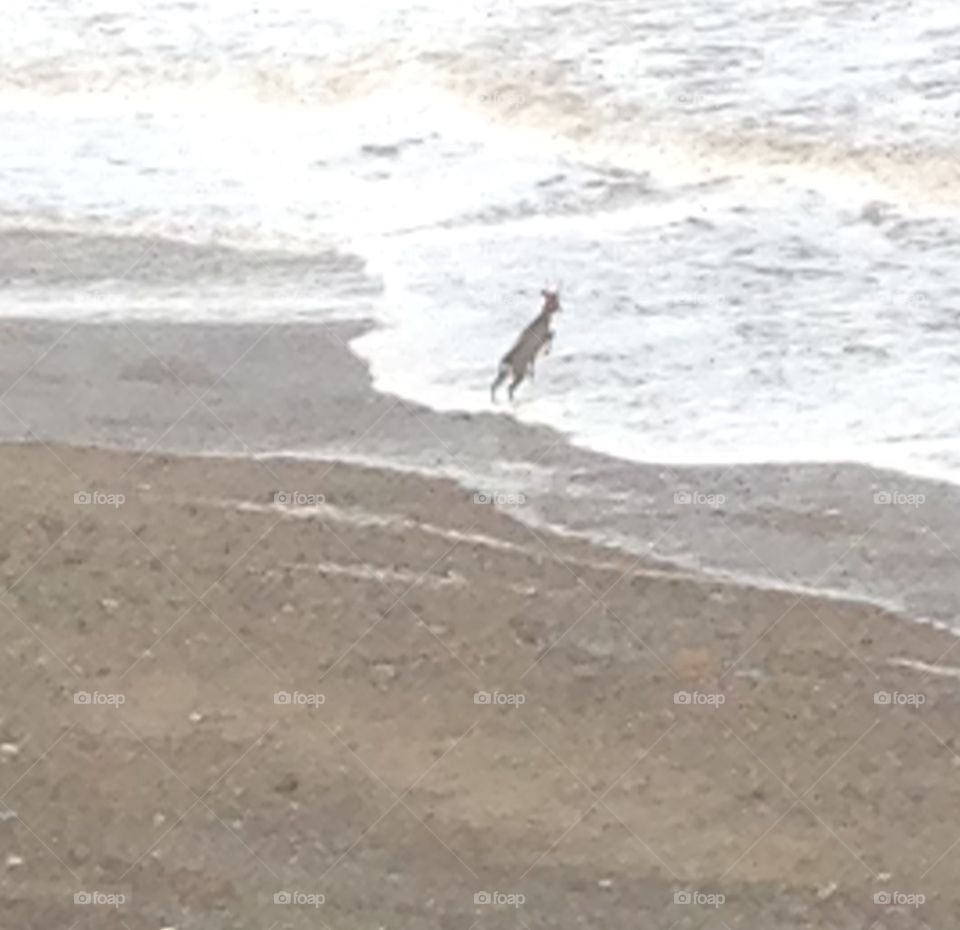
[3, 314, 958, 633]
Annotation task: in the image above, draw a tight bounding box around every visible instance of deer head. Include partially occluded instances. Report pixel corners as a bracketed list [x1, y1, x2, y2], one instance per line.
[540, 288, 561, 314]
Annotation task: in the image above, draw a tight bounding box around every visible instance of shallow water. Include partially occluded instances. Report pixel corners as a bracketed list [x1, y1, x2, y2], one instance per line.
[3, 0, 960, 483]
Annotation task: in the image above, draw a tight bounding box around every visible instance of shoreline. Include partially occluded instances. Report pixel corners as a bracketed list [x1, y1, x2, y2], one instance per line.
[2, 431, 943, 637]
[3, 441, 960, 929]
[189, 444, 946, 630]
[2, 221, 959, 485]
[17, 435, 934, 623]
[1, 305, 958, 632]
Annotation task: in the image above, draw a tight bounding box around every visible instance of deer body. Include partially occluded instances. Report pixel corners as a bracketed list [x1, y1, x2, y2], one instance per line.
[491, 290, 560, 402]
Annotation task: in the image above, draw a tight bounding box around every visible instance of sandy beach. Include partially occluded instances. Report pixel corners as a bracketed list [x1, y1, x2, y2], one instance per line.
[1, 441, 960, 929]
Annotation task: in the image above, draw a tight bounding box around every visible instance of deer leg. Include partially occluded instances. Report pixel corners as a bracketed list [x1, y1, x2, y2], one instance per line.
[508, 367, 526, 401]
[491, 363, 510, 402]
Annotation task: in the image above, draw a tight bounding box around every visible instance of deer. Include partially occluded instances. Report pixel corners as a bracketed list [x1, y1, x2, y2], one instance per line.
[491, 288, 561, 403]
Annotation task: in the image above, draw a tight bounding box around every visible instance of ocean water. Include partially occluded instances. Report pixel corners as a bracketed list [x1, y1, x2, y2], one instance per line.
[4, 0, 960, 483]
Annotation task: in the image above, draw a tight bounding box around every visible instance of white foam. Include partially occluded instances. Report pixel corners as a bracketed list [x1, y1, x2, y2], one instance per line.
[888, 657, 960, 680]
[4, 0, 960, 494]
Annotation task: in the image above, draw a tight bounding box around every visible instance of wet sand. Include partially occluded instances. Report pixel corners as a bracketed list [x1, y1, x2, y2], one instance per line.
[1, 443, 960, 929]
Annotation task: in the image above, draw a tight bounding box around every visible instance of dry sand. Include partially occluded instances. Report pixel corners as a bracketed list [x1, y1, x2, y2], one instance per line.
[2, 443, 960, 929]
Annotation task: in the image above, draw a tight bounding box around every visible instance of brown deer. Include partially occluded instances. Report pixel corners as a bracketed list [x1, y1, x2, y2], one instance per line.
[491, 289, 561, 402]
